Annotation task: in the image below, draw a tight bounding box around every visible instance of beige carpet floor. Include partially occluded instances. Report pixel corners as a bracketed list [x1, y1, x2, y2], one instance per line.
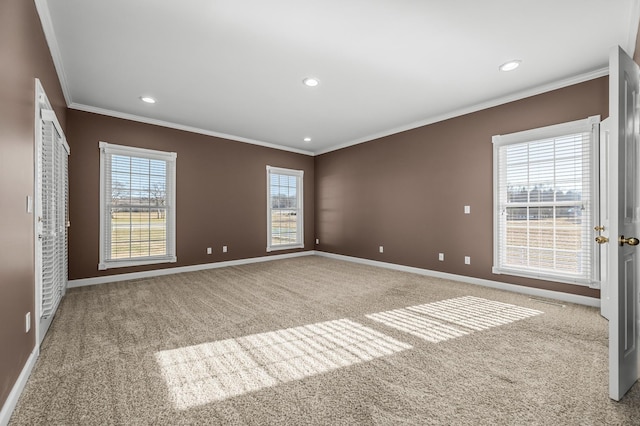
[9, 256, 640, 425]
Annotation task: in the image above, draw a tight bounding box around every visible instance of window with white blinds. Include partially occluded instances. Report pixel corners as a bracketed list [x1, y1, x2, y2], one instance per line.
[492, 116, 599, 285]
[99, 142, 177, 270]
[267, 166, 304, 252]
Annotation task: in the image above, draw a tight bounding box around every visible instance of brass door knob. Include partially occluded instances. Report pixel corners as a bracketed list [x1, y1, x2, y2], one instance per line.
[619, 236, 640, 246]
[595, 236, 609, 244]
[594, 225, 605, 232]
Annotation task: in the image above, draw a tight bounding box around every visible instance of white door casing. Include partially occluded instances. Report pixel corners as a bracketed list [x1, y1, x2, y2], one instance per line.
[608, 46, 640, 401]
[600, 117, 611, 320]
[34, 81, 45, 346]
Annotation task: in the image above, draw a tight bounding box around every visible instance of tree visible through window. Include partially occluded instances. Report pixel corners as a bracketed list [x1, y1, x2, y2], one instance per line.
[99, 142, 176, 270]
[267, 166, 304, 251]
[492, 116, 599, 285]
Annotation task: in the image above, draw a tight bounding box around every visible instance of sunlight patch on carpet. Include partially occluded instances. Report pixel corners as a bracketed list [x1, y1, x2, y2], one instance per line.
[366, 308, 469, 343]
[367, 296, 543, 343]
[155, 319, 412, 409]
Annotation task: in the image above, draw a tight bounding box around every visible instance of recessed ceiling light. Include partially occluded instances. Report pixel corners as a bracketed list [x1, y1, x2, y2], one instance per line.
[499, 60, 521, 72]
[302, 77, 319, 87]
[303, 137, 312, 142]
[140, 96, 156, 104]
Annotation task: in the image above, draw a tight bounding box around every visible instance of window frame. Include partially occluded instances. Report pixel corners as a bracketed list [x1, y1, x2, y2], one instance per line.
[492, 116, 600, 286]
[266, 166, 304, 252]
[99, 142, 177, 270]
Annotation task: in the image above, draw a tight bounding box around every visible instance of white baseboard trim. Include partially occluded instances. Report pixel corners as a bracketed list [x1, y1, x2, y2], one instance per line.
[68, 251, 316, 288]
[316, 251, 600, 308]
[0, 347, 39, 426]
[68, 249, 599, 307]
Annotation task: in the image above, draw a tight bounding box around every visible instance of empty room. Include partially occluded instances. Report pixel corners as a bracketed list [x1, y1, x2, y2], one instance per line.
[2, 0, 640, 424]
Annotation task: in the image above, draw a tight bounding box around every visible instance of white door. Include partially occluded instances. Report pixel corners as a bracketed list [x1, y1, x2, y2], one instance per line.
[608, 46, 640, 401]
[34, 80, 70, 345]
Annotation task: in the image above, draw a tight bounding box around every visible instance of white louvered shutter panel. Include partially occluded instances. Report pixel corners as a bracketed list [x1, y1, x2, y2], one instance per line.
[40, 118, 57, 319]
[40, 110, 69, 320]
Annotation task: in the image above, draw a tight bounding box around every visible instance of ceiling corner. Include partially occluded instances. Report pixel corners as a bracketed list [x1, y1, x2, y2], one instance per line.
[34, 0, 73, 107]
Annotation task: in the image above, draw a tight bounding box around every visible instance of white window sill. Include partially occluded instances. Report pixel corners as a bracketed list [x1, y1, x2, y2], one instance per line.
[492, 266, 595, 287]
[98, 256, 177, 270]
[266, 243, 304, 253]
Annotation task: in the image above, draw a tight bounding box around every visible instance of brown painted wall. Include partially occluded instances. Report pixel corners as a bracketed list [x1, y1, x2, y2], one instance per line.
[0, 0, 67, 408]
[635, 25, 640, 64]
[67, 110, 314, 280]
[315, 77, 608, 298]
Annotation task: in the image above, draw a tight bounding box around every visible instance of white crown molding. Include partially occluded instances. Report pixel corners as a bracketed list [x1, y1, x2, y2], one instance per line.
[68, 251, 316, 288]
[71, 68, 609, 157]
[69, 103, 315, 156]
[34, 0, 72, 106]
[70, 64, 604, 158]
[315, 251, 600, 307]
[0, 347, 38, 426]
[626, 0, 640, 57]
[313, 67, 609, 155]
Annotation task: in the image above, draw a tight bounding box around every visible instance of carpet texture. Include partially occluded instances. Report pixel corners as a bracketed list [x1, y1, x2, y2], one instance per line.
[9, 256, 640, 425]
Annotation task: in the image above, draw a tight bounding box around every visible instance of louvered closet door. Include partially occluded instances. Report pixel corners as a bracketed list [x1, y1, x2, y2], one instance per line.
[39, 109, 69, 342]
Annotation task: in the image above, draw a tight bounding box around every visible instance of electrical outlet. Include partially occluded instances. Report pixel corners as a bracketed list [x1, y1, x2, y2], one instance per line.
[25, 312, 31, 333]
[206, 247, 212, 255]
[438, 253, 444, 261]
[222, 246, 228, 253]
[464, 205, 470, 214]
[315, 238, 319, 245]
[379, 246, 384, 253]
[465, 256, 471, 265]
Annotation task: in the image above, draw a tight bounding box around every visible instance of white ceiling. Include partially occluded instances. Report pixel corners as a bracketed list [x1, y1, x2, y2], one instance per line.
[37, 0, 639, 155]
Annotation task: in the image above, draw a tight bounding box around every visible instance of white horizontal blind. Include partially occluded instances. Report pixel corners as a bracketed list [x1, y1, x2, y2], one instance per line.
[493, 117, 598, 285]
[99, 143, 176, 269]
[267, 166, 304, 251]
